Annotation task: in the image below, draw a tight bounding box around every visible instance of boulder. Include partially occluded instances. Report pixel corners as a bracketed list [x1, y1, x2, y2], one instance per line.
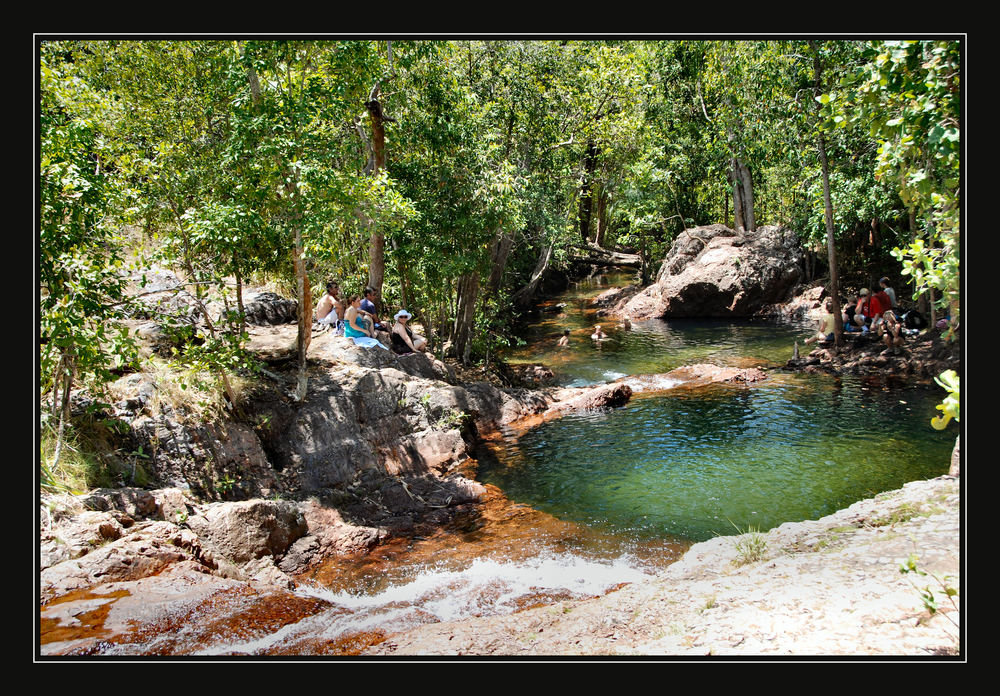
[620, 224, 805, 319]
[242, 292, 298, 326]
[546, 382, 633, 417]
[185, 499, 308, 565]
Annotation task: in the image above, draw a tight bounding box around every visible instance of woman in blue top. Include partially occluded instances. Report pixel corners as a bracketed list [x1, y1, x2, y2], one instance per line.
[344, 294, 388, 350]
[344, 294, 371, 339]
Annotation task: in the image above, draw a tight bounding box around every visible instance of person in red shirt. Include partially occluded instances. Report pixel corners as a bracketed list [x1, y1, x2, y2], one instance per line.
[871, 288, 892, 322]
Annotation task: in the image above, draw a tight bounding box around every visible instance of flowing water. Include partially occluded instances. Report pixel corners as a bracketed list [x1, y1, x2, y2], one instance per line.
[57, 271, 953, 655]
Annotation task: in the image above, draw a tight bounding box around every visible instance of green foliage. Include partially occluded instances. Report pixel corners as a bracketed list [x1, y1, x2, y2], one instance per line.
[930, 370, 960, 431]
[40, 38, 962, 390]
[39, 41, 139, 400]
[899, 553, 959, 634]
[821, 40, 960, 319]
[40, 418, 147, 493]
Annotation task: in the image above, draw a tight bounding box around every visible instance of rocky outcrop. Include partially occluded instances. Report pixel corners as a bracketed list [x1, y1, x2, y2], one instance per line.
[785, 325, 961, 381]
[367, 476, 961, 657]
[241, 291, 298, 326]
[614, 224, 805, 320]
[39, 475, 962, 657]
[544, 382, 633, 417]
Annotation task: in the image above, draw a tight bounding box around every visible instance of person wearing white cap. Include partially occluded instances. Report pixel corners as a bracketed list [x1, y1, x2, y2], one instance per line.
[390, 310, 427, 354]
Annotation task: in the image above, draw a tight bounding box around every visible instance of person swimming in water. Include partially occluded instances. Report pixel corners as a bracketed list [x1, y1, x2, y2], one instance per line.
[557, 329, 570, 347]
[591, 325, 606, 340]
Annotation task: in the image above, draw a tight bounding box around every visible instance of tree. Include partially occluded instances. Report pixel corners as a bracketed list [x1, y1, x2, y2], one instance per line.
[808, 40, 845, 347]
[39, 41, 137, 469]
[863, 41, 961, 333]
[232, 40, 391, 399]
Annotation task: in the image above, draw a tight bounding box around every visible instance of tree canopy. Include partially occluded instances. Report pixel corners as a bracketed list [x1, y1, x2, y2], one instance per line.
[38, 36, 963, 420]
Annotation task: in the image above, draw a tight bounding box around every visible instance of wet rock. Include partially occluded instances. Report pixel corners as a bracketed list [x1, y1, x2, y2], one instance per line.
[546, 382, 633, 416]
[278, 499, 390, 570]
[366, 477, 960, 657]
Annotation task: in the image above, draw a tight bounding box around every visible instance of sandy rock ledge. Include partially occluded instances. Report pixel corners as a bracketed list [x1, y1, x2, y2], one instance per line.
[367, 475, 962, 658]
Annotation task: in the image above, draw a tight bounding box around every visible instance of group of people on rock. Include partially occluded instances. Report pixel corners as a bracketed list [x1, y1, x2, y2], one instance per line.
[315, 280, 427, 355]
[805, 276, 916, 351]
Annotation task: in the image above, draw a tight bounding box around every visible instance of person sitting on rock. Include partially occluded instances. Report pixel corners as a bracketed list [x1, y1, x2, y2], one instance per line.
[879, 308, 905, 351]
[591, 325, 606, 341]
[879, 277, 897, 309]
[316, 281, 344, 334]
[344, 294, 388, 349]
[805, 299, 837, 345]
[390, 309, 427, 354]
[557, 329, 570, 347]
[842, 303, 866, 333]
[855, 288, 872, 321]
[359, 286, 387, 333]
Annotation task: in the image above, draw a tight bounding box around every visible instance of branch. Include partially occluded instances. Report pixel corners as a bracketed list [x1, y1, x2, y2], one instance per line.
[697, 80, 712, 123]
[549, 134, 575, 151]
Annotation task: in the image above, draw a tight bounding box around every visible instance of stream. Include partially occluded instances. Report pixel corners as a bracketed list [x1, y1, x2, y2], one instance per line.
[249, 270, 951, 655]
[58, 271, 954, 656]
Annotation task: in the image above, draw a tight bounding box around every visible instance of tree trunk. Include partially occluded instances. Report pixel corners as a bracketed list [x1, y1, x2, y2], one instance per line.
[811, 41, 843, 348]
[512, 242, 554, 310]
[365, 84, 388, 303]
[595, 187, 609, 248]
[234, 252, 246, 335]
[293, 223, 311, 402]
[484, 229, 514, 302]
[453, 272, 480, 365]
[578, 141, 599, 244]
[51, 349, 75, 472]
[729, 156, 756, 234]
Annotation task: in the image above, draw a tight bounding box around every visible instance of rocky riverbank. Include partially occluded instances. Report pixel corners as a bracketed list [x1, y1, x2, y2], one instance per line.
[368, 475, 962, 658]
[39, 266, 963, 658]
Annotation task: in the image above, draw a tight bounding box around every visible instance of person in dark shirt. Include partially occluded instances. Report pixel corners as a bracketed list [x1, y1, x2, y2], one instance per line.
[359, 286, 386, 333]
[390, 310, 427, 354]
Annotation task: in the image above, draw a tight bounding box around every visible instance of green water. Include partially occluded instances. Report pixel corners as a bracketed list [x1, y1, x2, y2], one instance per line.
[506, 272, 807, 387]
[485, 272, 956, 543]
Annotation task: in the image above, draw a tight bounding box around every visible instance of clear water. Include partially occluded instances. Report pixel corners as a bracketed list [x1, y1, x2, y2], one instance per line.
[506, 272, 809, 387]
[478, 373, 954, 542]
[488, 271, 956, 543]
